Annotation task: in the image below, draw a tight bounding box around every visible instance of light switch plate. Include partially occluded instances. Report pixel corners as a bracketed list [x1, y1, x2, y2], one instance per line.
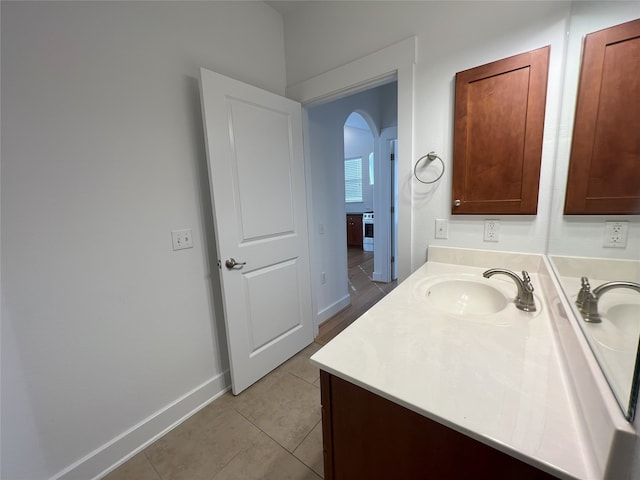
[171, 229, 193, 250]
[435, 219, 449, 239]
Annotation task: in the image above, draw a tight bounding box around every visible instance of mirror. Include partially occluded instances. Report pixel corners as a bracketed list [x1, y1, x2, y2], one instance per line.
[549, 255, 640, 420]
[547, 2, 640, 421]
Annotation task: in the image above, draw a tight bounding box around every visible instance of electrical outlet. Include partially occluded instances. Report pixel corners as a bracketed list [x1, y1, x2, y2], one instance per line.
[483, 220, 500, 242]
[171, 229, 193, 250]
[603, 221, 628, 248]
[435, 219, 449, 239]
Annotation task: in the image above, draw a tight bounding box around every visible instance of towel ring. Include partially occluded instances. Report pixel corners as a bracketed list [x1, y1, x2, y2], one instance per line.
[414, 152, 445, 184]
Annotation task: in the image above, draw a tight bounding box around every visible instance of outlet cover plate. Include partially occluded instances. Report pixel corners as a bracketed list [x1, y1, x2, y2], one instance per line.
[603, 221, 628, 248]
[484, 220, 500, 242]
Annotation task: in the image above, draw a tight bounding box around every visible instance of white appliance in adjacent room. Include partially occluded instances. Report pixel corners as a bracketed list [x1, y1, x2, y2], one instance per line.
[363, 212, 374, 252]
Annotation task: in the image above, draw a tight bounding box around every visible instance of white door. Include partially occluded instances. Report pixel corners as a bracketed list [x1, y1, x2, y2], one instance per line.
[199, 68, 314, 394]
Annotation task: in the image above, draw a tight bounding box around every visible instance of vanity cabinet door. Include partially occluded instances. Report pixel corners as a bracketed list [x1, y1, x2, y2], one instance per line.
[320, 371, 558, 480]
[452, 46, 550, 215]
[564, 18, 640, 215]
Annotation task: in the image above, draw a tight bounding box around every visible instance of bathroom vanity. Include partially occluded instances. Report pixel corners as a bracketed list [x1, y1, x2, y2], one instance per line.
[319, 371, 556, 479]
[310, 247, 637, 480]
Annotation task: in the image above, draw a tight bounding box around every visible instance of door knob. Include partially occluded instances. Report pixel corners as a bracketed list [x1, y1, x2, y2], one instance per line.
[225, 258, 246, 269]
[454, 199, 461, 207]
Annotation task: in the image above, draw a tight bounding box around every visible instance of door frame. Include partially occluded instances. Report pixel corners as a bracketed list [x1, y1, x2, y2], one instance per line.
[287, 37, 416, 333]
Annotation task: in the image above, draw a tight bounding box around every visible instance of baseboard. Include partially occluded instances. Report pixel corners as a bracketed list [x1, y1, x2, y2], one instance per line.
[51, 370, 231, 480]
[317, 294, 351, 325]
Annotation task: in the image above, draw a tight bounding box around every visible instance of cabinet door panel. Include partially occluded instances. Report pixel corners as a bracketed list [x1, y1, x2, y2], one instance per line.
[453, 46, 550, 214]
[564, 18, 640, 214]
[465, 67, 529, 201]
[320, 371, 557, 480]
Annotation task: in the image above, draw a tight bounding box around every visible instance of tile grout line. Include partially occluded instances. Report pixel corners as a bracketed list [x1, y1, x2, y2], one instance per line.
[143, 449, 165, 480]
[292, 418, 321, 454]
[232, 406, 324, 478]
[232, 406, 299, 454]
[231, 372, 322, 451]
[289, 427, 324, 480]
[291, 419, 325, 478]
[207, 443, 246, 480]
[286, 365, 321, 388]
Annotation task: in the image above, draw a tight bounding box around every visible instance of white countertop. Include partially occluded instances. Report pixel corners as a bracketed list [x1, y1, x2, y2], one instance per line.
[311, 250, 594, 479]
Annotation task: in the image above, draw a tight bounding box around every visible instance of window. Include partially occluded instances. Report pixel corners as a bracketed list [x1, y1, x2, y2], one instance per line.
[344, 157, 363, 203]
[369, 153, 375, 185]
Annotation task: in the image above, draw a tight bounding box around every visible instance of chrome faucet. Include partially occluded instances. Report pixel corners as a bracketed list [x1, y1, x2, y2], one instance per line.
[575, 276, 592, 308]
[578, 279, 640, 323]
[482, 268, 536, 312]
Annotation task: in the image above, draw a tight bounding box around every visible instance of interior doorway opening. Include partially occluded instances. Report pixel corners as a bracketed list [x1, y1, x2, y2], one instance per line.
[344, 111, 375, 254]
[307, 82, 398, 343]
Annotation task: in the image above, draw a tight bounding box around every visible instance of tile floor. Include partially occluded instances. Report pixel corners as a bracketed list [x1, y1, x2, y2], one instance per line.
[103, 343, 324, 480]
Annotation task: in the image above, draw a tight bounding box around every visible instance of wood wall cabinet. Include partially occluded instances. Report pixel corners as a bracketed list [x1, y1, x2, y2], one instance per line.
[452, 46, 550, 215]
[564, 18, 640, 215]
[320, 371, 558, 480]
[346, 214, 363, 247]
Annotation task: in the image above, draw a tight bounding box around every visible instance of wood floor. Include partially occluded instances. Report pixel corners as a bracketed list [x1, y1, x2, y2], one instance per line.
[315, 247, 397, 345]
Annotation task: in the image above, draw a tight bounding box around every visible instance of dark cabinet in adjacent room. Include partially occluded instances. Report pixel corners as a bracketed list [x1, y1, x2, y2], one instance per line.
[346, 214, 363, 247]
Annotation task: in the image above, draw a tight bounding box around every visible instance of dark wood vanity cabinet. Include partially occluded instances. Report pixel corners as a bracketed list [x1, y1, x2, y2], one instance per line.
[320, 371, 558, 480]
[346, 214, 363, 247]
[564, 18, 640, 215]
[452, 46, 550, 215]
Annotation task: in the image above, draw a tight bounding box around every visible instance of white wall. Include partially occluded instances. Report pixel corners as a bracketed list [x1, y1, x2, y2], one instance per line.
[1, 2, 285, 479]
[282, 1, 572, 273]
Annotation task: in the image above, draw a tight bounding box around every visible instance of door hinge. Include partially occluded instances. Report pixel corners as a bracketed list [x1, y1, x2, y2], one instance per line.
[391, 256, 395, 263]
[390, 153, 395, 162]
[390, 206, 395, 214]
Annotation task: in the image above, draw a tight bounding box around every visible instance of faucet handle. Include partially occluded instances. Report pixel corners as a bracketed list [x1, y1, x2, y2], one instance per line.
[580, 276, 591, 289]
[521, 271, 534, 293]
[576, 276, 591, 307]
[516, 270, 536, 312]
[579, 291, 601, 323]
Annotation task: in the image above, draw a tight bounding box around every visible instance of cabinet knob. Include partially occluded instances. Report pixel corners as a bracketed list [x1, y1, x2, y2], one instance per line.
[454, 199, 461, 207]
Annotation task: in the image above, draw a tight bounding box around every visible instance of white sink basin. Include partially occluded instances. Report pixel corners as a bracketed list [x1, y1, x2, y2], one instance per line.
[588, 303, 640, 352]
[424, 279, 509, 316]
[606, 304, 639, 330]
